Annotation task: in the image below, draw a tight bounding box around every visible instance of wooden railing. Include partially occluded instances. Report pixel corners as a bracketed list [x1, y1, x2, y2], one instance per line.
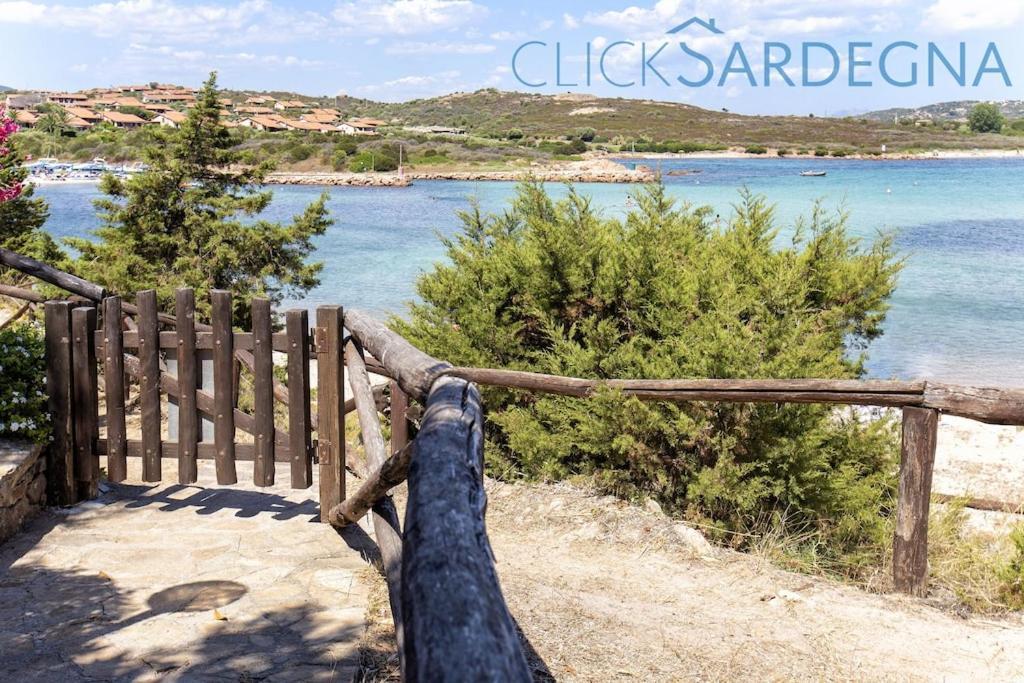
[5, 246, 1024, 680]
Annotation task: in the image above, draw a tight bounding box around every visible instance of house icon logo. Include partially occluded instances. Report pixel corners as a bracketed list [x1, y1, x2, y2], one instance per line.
[666, 17, 723, 34]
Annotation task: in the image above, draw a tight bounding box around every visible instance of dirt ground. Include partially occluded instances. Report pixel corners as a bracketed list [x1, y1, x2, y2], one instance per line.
[359, 471, 1024, 682]
[484, 478, 1024, 681]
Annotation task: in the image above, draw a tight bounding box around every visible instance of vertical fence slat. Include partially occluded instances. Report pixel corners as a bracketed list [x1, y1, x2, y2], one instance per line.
[893, 406, 939, 596]
[71, 306, 99, 500]
[232, 357, 241, 409]
[252, 298, 275, 487]
[286, 309, 312, 489]
[391, 381, 409, 456]
[211, 290, 237, 485]
[102, 296, 127, 483]
[175, 288, 199, 485]
[137, 290, 162, 482]
[44, 301, 76, 506]
[316, 305, 345, 521]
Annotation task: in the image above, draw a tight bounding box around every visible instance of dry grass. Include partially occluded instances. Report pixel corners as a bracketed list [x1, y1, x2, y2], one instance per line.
[354, 566, 401, 683]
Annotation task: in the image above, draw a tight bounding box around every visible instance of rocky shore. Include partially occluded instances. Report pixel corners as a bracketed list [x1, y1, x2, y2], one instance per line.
[265, 172, 413, 187]
[265, 159, 655, 187]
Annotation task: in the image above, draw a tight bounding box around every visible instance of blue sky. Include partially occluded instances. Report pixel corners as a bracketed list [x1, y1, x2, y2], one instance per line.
[1, 0, 1022, 115]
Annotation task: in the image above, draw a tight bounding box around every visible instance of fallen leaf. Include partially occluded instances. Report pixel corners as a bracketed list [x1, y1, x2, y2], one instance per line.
[98, 571, 112, 581]
[212, 609, 227, 621]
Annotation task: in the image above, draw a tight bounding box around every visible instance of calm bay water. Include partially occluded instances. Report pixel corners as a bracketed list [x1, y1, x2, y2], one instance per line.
[36, 157, 1024, 387]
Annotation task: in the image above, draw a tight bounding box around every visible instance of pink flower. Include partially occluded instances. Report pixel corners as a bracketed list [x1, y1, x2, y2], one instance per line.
[0, 183, 22, 202]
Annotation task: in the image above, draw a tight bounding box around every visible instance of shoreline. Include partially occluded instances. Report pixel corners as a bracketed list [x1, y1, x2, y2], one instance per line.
[616, 147, 1024, 161]
[30, 148, 1024, 189]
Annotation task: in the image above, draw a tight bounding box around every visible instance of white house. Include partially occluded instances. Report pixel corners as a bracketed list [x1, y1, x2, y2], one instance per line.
[153, 111, 188, 128]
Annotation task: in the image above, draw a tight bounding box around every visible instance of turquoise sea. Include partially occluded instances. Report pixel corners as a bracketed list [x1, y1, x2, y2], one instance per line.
[35, 157, 1024, 387]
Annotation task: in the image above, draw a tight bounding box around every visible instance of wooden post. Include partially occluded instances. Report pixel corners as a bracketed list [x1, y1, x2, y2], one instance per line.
[44, 301, 76, 506]
[175, 288, 199, 484]
[137, 290, 162, 482]
[391, 381, 409, 456]
[71, 306, 99, 500]
[102, 296, 127, 483]
[211, 290, 237, 485]
[402, 376, 531, 680]
[286, 309, 313, 489]
[316, 305, 345, 521]
[893, 406, 939, 596]
[252, 298, 275, 486]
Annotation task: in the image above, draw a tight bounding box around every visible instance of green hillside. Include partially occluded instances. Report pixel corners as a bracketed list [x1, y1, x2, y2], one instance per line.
[239, 88, 1023, 152]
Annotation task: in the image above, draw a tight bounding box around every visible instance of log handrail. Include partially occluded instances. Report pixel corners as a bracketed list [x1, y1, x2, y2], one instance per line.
[342, 310, 531, 681]
[0, 247, 106, 301]
[443, 368, 1024, 426]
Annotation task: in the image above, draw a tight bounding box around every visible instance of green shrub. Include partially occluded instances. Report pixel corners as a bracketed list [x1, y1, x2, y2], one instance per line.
[347, 149, 398, 172]
[998, 525, 1024, 608]
[745, 145, 768, 154]
[395, 182, 903, 562]
[506, 128, 524, 140]
[286, 143, 314, 162]
[968, 102, 1004, 133]
[575, 127, 597, 142]
[814, 147, 828, 157]
[348, 151, 375, 172]
[0, 323, 49, 444]
[331, 148, 348, 171]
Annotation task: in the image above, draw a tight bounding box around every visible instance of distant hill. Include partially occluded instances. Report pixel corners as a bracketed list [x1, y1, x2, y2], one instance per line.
[862, 100, 1024, 122]
[215, 88, 1017, 150]
[19, 82, 1024, 152]
[325, 89, 1024, 151]
[0, 85, 13, 93]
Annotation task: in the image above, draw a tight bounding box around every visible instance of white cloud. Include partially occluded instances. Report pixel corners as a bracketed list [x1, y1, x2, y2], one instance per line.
[921, 0, 1024, 31]
[0, 0, 326, 43]
[332, 0, 487, 36]
[563, 12, 579, 29]
[584, 0, 685, 33]
[70, 63, 89, 72]
[538, 18, 554, 30]
[356, 68, 465, 99]
[584, 0, 910, 39]
[761, 16, 855, 34]
[0, 0, 486, 43]
[490, 30, 525, 40]
[122, 42, 324, 69]
[385, 41, 495, 54]
[0, 0, 45, 21]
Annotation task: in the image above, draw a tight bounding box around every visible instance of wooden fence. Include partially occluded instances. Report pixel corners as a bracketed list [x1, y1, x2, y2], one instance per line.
[5, 246, 1024, 680]
[38, 289, 373, 527]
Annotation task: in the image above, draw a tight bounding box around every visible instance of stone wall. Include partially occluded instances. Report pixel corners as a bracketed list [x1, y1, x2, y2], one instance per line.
[0, 439, 45, 544]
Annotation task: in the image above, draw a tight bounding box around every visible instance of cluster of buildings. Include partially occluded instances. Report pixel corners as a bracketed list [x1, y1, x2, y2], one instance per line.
[3, 85, 389, 136]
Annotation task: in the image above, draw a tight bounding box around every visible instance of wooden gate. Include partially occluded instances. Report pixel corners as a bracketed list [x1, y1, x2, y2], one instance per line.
[43, 288, 348, 521]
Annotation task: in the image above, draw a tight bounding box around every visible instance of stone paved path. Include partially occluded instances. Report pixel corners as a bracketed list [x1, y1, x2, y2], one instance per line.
[0, 459, 374, 682]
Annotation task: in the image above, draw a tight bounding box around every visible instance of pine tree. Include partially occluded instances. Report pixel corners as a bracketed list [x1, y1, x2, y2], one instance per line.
[67, 72, 332, 322]
[0, 106, 63, 268]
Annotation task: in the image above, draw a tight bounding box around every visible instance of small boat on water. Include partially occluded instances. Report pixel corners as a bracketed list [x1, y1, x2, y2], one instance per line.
[800, 170, 827, 177]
